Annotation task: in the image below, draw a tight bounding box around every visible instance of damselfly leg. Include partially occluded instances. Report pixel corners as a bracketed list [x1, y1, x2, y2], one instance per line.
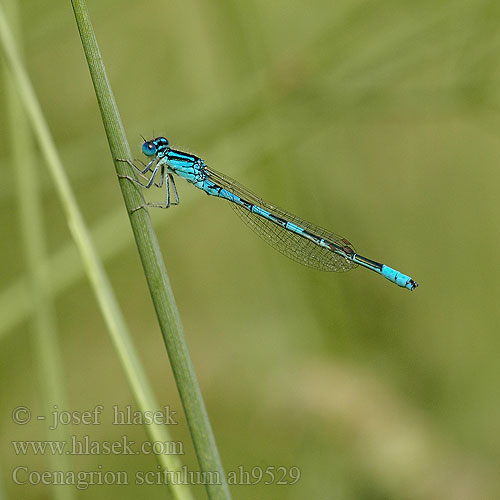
[117, 159, 180, 212]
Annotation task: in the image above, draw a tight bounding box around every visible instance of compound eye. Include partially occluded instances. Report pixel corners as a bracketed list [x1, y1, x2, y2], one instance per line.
[142, 141, 157, 156]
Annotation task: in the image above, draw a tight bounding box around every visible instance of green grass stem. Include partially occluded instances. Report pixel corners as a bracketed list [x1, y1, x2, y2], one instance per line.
[0, 3, 194, 500]
[69, 1, 230, 498]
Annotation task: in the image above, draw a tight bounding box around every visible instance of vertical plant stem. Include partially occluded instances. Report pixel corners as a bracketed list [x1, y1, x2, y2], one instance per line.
[69, 2, 230, 499]
[0, 3, 194, 500]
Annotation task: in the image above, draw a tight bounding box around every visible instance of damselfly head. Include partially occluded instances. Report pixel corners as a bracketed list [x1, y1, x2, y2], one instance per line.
[142, 141, 157, 157]
[142, 137, 170, 156]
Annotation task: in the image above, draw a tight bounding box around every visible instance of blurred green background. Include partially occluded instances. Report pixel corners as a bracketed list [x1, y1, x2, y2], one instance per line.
[1, 0, 500, 498]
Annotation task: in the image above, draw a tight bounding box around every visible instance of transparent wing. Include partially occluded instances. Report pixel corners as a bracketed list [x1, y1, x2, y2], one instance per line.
[205, 167, 357, 272]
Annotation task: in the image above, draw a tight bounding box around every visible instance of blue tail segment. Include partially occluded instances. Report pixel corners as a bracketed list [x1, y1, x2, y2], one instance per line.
[351, 254, 418, 290]
[117, 136, 419, 291]
[381, 265, 418, 291]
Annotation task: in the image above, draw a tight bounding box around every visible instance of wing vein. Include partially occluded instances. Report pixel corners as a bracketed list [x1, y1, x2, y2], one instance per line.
[205, 167, 357, 272]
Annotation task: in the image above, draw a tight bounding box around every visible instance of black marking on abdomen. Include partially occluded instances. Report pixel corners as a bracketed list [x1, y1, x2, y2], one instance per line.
[268, 214, 287, 227]
[239, 197, 254, 211]
[302, 229, 322, 244]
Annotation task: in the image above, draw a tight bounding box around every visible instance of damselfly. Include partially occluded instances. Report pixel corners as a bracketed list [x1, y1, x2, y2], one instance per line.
[117, 137, 418, 291]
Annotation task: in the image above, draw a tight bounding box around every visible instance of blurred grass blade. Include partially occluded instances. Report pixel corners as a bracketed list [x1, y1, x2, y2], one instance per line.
[4, 1, 75, 499]
[69, 1, 231, 498]
[0, 4, 194, 500]
[0, 470, 7, 500]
